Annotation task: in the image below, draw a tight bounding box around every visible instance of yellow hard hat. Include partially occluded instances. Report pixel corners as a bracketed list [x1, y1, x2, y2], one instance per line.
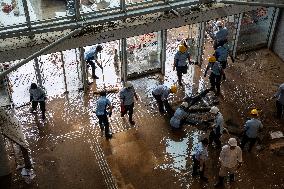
[178, 45, 187, 53]
[170, 85, 177, 94]
[208, 56, 216, 63]
[250, 109, 259, 116]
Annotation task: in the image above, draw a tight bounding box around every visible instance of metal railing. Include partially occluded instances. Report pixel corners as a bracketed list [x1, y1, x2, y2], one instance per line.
[0, 0, 200, 39]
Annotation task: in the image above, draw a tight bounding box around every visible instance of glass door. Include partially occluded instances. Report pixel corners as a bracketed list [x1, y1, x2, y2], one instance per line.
[126, 32, 162, 79]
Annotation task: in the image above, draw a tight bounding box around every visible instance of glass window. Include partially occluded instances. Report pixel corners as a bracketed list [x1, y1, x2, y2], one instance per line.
[28, 0, 68, 21]
[0, 0, 30, 27]
[237, 7, 275, 51]
[80, 0, 120, 15]
[126, 32, 161, 77]
[7, 59, 37, 106]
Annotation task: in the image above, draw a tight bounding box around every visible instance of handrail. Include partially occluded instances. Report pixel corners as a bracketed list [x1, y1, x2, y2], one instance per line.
[220, 0, 284, 8]
[0, 0, 199, 39]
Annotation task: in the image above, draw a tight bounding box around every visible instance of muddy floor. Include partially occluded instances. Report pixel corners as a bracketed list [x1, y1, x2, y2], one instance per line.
[1, 46, 284, 189]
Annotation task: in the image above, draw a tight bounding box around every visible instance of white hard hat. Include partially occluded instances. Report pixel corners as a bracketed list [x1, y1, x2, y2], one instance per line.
[210, 106, 219, 114]
[125, 81, 133, 88]
[228, 138, 237, 147]
[216, 21, 222, 27]
[181, 102, 188, 108]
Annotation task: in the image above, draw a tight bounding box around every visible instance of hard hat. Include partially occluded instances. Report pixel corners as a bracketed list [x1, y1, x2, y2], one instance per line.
[208, 56, 216, 63]
[178, 45, 187, 53]
[170, 85, 177, 94]
[210, 106, 219, 114]
[181, 102, 188, 108]
[250, 109, 259, 116]
[228, 138, 237, 147]
[125, 81, 133, 88]
[216, 21, 223, 27]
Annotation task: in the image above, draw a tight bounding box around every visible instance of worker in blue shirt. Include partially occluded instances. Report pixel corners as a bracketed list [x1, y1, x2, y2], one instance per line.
[214, 21, 228, 49]
[214, 43, 231, 80]
[173, 43, 190, 85]
[192, 138, 209, 182]
[120, 82, 139, 125]
[84, 45, 103, 79]
[204, 56, 224, 96]
[240, 109, 263, 152]
[152, 85, 177, 114]
[96, 91, 113, 139]
[170, 102, 188, 130]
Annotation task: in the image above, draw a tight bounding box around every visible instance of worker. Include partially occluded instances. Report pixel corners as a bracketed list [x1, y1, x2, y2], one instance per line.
[209, 106, 224, 148]
[240, 109, 263, 152]
[204, 56, 223, 96]
[214, 42, 231, 80]
[95, 91, 113, 139]
[213, 21, 228, 49]
[173, 43, 190, 85]
[192, 138, 209, 182]
[152, 85, 177, 114]
[84, 45, 103, 79]
[29, 83, 47, 120]
[170, 102, 188, 130]
[120, 81, 139, 125]
[273, 83, 284, 119]
[215, 138, 242, 187]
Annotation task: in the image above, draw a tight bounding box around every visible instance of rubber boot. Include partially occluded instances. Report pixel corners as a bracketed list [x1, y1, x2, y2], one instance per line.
[214, 176, 224, 187]
[229, 174, 235, 182]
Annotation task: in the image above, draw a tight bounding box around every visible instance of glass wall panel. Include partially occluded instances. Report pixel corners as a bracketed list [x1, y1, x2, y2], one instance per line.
[126, 32, 161, 77]
[38, 52, 65, 97]
[61, 49, 82, 94]
[237, 7, 275, 51]
[80, 0, 120, 15]
[7, 59, 37, 106]
[0, 0, 31, 27]
[28, 0, 68, 21]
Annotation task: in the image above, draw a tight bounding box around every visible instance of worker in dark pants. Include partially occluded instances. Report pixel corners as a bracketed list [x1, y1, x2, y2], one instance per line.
[192, 138, 209, 182]
[95, 91, 113, 139]
[120, 82, 139, 125]
[29, 83, 46, 120]
[215, 138, 242, 187]
[152, 84, 177, 115]
[214, 42, 231, 81]
[84, 45, 103, 79]
[204, 56, 223, 96]
[173, 43, 190, 86]
[273, 83, 284, 119]
[240, 109, 263, 152]
[209, 106, 224, 148]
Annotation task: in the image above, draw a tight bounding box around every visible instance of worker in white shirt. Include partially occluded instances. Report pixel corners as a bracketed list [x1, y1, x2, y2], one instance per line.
[214, 138, 242, 187]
